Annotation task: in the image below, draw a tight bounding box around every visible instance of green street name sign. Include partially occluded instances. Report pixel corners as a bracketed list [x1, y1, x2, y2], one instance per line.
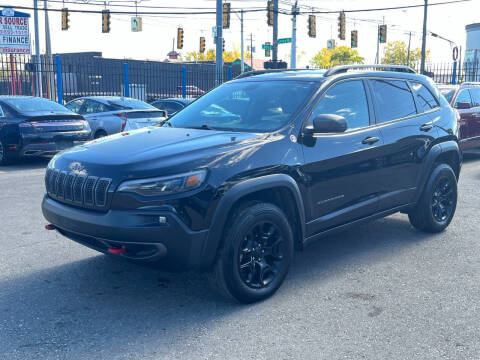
[262, 44, 273, 50]
[278, 38, 292, 44]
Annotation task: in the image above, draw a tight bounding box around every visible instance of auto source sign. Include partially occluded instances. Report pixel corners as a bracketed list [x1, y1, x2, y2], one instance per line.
[0, 8, 31, 54]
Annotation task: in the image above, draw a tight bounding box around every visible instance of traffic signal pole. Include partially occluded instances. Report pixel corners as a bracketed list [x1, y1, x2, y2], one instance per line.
[272, 0, 278, 63]
[420, 0, 428, 74]
[290, 1, 298, 69]
[241, 10, 245, 73]
[216, 0, 223, 85]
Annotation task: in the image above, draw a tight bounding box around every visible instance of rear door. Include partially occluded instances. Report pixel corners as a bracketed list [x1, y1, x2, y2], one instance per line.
[468, 87, 480, 143]
[300, 79, 384, 236]
[368, 78, 439, 210]
[453, 89, 474, 142]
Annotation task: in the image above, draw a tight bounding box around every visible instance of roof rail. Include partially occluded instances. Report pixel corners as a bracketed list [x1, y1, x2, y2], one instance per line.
[235, 68, 305, 79]
[324, 64, 416, 77]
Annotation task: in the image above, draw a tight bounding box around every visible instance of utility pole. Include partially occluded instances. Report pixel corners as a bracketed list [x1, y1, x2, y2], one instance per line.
[421, 0, 428, 74]
[290, 1, 298, 69]
[215, 0, 223, 85]
[272, 0, 278, 64]
[33, 0, 42, 97]
[44, 0, 53, 99]
[407, 31, 412, 66]
[240, 10, 245, 73]
[375, 25, 380, 64]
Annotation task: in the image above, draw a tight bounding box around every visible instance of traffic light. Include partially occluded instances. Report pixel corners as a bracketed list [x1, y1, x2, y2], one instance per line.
[61, 8, 69, 31]
[379, 25, 387, 43]
[267, 0, 274, 26]
[223, 3, 231, 29]
[351, 30, 358, 48]
[338, 11, 346, 40]
[200, 37, 206, 53]
[177, 27, 184, 49]
[102, 10, 110, 33]
[308, 15, 316, 38]
[223, 38, 225, 52]
[265, 42, 271, 57]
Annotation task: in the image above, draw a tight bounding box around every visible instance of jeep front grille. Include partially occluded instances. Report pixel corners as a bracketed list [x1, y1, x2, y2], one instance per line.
[45, 168, 112, 209]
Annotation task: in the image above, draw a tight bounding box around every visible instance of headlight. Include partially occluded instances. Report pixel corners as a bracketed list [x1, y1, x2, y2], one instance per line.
[117, 170, 207, 197]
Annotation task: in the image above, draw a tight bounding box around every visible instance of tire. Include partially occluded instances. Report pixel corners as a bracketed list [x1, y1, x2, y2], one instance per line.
[211, 202, 294, 304]
[0, 138, 17, 166]
[408, 163, 458, 233]
[94, 130, 107, 139]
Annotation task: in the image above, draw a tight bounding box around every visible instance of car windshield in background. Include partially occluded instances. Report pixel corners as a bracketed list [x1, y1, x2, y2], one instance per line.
[167, 80, 316, 132]
[3, 97, 69, 113]
[438, 88, 456, 103]
[107, 98, 156, 110]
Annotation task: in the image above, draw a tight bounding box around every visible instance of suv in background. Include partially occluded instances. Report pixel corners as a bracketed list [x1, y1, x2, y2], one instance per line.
[43, 65, 461, 303]
[437, 83, 480, 151]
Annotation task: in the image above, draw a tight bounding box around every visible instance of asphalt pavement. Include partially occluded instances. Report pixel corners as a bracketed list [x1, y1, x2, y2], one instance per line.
[1, 154, 480, 360]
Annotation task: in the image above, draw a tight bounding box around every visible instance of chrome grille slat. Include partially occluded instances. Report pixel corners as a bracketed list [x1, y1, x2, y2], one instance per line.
[56, 171, 67, 198]
[64, 173, 76, 201]
[84, 177, 98, 205]
[50, 170, 59, 196]
[73, 175, 87, 203]
[95, 178, 111, 207]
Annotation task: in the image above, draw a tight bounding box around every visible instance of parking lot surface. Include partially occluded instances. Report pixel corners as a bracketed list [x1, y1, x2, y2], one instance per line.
[1, 154, 480, 360]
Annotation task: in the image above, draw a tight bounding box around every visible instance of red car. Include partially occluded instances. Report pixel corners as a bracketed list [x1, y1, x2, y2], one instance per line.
[438, 83, 480, 151]
[176, 85, 205, 98]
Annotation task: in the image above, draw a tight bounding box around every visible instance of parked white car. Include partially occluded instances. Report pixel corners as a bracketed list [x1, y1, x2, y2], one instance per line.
[65, 96, 166, 139]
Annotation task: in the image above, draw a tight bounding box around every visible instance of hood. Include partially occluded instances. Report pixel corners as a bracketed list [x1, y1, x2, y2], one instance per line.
[50, 126, 268, 181]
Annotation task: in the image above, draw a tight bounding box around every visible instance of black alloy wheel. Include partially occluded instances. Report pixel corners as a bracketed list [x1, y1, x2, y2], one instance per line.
[431, 176, 455, 223]
[238, 221, 285, 289]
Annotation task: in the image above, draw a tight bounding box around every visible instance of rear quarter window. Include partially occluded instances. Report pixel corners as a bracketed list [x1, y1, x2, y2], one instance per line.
[371, 79, 417, 123]
[410, 82, 439, 113]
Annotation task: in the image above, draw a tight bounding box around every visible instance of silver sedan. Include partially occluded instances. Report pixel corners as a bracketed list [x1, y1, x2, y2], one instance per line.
[65, 96, 166, 139]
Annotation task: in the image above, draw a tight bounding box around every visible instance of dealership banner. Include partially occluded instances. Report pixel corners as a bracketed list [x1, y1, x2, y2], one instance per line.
[0, 8, 31, 54]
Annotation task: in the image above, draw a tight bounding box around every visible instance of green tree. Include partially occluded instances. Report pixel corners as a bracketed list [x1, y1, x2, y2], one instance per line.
[310, 46, 364, 68]
[381, 40, 429, 65]
[185, 47, 251, 63]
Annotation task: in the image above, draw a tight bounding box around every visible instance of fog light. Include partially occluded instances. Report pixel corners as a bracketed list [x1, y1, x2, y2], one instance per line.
[158, 216, 167, 224]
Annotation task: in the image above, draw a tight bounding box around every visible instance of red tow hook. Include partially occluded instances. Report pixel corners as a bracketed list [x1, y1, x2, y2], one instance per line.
[45, 224, 56, 230]
[108, 246, 126, 255]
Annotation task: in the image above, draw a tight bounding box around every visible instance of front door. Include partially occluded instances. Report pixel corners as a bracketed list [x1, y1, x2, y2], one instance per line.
[300, 79, 383, 237]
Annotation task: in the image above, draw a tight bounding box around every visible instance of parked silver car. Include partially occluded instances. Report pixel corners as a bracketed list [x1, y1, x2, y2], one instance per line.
[65, 96, 166, 139]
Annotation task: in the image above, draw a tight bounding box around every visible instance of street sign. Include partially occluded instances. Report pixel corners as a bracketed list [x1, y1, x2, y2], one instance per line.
[262, 44, 273, 50]
[278, 37, 292, 44]
[131, 17, 142, 32]
[327, 39, 336, 49]
[0, 8, 31, 54]
[452, 46, 459, 61]
[247, 45, 256, 53]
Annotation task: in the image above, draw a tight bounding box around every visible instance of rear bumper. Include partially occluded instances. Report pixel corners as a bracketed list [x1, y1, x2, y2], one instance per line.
[20, 130, 91, 156]
[42, 195, 209, 271]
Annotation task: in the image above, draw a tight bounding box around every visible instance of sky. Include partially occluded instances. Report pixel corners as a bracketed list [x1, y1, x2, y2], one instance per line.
[6, 0, 480, 66]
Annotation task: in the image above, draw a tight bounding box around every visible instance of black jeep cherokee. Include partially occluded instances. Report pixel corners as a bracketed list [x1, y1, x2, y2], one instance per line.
[42, 65, 462, 303]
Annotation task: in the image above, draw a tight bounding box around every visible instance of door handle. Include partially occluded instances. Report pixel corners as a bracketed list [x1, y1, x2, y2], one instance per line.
[420, 123, 433, 132]
[362, 136, 380, 145]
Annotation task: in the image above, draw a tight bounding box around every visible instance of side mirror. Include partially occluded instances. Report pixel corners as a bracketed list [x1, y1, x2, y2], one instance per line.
[456, 101, 471, 110]
[304, 114, 347, 134]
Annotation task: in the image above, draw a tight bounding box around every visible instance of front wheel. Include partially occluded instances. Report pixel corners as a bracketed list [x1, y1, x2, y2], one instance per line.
[408, 163, 458, 233]
[211, 203, 294, 304]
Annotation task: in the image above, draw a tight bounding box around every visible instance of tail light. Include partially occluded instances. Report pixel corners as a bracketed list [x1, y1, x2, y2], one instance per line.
[115, 112, 128, 131]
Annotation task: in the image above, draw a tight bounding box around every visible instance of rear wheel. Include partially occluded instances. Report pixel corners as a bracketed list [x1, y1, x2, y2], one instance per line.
[94, 130, 107, 139]
[211, 203, 294, 303]
[408, 163, 457, 233]
[0, 138, 17, 165]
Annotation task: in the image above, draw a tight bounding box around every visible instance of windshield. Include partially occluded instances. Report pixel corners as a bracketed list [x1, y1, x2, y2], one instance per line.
[107, 98, 156, 110]
[4, 97, 69, 113]
[438, 88, 456, 103]
[167, 80, 316, 132]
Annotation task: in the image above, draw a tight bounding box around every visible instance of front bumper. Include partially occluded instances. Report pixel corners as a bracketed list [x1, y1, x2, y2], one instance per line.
[42, 196, 209, 271]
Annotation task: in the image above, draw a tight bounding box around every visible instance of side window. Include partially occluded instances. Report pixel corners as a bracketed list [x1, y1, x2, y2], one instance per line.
[165, 102, 183, 113]
[410, 82, 439, 113]
[311, 80, 370, 130]
[469, 88, 480, 107]
[83, 100, 106, 114]
[455, 89, 472, 108]
[371, 79, 417, 123]
[65, 99, 84, 113]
